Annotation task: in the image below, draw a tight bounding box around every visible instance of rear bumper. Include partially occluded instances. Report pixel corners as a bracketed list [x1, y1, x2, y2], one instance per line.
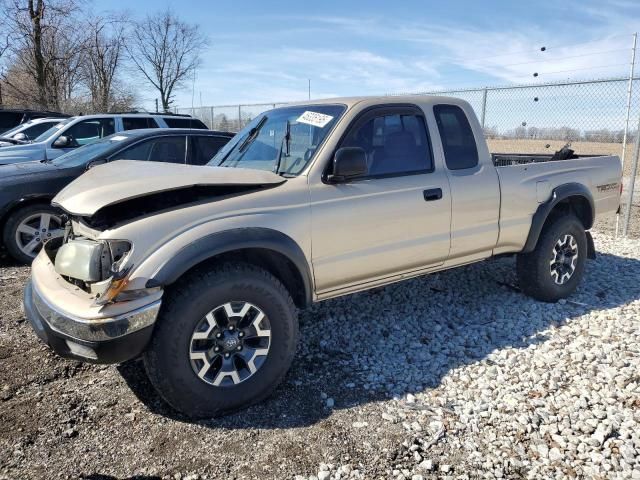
[24, 274, 160, 364]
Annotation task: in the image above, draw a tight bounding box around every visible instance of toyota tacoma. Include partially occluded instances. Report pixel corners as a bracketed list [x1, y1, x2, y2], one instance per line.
[23, 96, 622, 418]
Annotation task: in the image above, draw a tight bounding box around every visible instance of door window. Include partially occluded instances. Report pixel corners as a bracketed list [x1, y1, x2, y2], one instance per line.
[110, 136, 187, 163]
[433, 105, 479, 170]
[123, 117, 159, 130]
[189, 136, 230, 165]
[61, 118, 115, 147]
[339, 111, 433, 177]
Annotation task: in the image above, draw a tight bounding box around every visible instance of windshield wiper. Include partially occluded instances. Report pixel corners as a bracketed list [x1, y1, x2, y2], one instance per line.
[238, 116, 268, 152]
[274, 120, 291, 175]
[218, 116, 268, 167]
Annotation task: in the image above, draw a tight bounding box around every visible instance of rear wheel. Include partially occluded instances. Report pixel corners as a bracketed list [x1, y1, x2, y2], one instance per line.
[2, 204, 64, 264]
[516, 214, 587, 302]
[143, 263, 298, 418]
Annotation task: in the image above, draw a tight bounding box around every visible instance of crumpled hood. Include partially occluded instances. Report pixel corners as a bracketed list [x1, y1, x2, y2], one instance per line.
[53, 160, 286, 216]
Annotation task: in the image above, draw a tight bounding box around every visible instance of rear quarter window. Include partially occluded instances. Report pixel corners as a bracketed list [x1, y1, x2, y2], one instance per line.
[123, 117, 159, 130]
[433, 104, 479, 170]
[163, 117, 208, 129]
[189, 135, 231, 165]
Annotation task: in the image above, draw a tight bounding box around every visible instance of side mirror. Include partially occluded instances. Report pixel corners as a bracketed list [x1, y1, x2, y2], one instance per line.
[53, 135, 70, 148]
[86, 158, 106, 170]
[13, 132, 27, 141]
[328, 147, 368, 183]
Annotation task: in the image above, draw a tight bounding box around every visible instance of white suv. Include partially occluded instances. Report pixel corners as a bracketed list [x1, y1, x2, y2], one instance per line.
[0, 117, 65, 147]
[0, 113, 208, 165]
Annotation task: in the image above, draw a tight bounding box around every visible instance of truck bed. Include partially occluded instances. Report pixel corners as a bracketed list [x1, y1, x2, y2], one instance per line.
[492, 153, 601, 167]
[492, 154, 622, 255]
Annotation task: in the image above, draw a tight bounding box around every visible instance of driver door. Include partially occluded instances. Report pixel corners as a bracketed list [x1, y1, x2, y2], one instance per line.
[46, 118, 115, 160]
[310, 106, 452, 294]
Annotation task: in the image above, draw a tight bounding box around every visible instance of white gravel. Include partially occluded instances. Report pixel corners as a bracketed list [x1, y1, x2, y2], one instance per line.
[2, 230, 639, 479]
[295, 231, 640, 479]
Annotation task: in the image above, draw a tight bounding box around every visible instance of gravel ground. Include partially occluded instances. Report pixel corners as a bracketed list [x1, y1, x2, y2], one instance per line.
[1, 222, 639, 480]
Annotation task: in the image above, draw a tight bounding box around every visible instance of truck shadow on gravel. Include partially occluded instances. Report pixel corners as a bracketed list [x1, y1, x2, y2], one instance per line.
[118, 251, 640, 429]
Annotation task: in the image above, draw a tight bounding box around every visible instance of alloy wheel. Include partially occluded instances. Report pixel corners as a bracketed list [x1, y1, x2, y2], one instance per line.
[14, 212, 64, 258]
[549, 234, 579, 285]
[189, 301, 272, 387]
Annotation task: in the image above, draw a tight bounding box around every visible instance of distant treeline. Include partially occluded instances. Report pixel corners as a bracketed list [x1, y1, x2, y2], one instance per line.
[485, 126, 629, 143]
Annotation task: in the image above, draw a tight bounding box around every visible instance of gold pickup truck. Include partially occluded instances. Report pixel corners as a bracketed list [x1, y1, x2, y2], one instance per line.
[23, 95, 622, 418]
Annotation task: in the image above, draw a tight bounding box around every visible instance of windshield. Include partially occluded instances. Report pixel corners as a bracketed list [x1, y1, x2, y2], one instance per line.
[53, 133, 132, 167]
[33, 118, 73, 142]
[209, 104, 346, 175]
[0, 123, 28, 138]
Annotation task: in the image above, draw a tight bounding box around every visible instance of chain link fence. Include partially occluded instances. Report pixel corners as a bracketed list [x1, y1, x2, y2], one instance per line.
[177, 76, 640, 235]
[181, 102, 293, 133]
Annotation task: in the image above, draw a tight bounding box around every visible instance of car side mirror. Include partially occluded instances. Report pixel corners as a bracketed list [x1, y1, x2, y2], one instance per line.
[53, 135, 70, 148]
[13, 132, 26, 141]
[86, 158, 106, 170]
[328, 147, 368, 183]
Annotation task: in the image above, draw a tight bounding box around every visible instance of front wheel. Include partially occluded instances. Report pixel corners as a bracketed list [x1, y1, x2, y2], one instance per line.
[143, 263, 298, 418]
[516, 214, 587, 302]
[2, 204, 64, 264]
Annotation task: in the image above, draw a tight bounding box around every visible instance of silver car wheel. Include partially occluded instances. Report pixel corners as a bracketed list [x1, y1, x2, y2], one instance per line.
[14, 212, 64, 258]
[549, 234, 579, 285]
[189, 301, 272, 387]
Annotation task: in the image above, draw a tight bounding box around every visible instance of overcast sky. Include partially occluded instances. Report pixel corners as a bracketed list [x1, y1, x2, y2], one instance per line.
[100, 0, 640, 109]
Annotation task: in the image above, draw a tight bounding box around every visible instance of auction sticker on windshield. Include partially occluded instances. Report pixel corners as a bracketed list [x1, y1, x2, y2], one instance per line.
[296, 111, 334, 128]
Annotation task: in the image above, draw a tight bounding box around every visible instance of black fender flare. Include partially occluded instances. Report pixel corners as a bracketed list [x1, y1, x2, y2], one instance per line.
[145, 227, 313, 306]
[522, 182, 595, 254]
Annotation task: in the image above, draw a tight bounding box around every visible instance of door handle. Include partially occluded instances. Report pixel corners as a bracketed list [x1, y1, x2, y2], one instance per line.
[423, 188, 442, 202]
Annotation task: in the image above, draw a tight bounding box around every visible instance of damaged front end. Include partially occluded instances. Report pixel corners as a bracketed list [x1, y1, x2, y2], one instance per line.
[23, 161, 290, 363]
[23, 218, 162, 364]
[45, 219, 158, 306]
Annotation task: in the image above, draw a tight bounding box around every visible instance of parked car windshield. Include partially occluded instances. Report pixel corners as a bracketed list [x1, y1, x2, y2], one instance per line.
[0, 123, 28, 138]
[33, 118, 74, 142]
[209, 104, 346, 176]
[53, 133, 132, 167]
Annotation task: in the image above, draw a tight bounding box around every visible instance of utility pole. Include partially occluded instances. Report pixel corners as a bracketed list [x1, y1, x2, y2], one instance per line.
[616, 32, 637, 236]
[624, 116, 640, 236]
[308, 79, 311, 100]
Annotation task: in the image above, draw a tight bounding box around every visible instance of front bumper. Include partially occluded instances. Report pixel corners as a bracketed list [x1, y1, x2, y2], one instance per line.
[23, 252, 162, 364]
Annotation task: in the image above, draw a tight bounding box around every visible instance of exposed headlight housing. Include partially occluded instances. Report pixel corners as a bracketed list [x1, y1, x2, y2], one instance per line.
[53, 237, 134, 303]
[55, 239, 105, 282]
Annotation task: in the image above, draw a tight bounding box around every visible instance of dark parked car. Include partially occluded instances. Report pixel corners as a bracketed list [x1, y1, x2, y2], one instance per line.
[0, 128, 234, 263]
[0, 108, 69, 135]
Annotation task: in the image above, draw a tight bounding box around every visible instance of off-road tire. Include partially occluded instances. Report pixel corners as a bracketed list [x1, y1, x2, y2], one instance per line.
[143, 263, 298, 419]
[2, 203, 62, 264]
[516, 214, 587, 302]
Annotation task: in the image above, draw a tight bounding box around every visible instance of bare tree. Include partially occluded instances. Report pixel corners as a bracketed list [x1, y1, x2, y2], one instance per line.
[83, 15, 126, 111]
[127, 9, 207, 111]
[2, 0, 85, 110]
[0, 1, 11, 105]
